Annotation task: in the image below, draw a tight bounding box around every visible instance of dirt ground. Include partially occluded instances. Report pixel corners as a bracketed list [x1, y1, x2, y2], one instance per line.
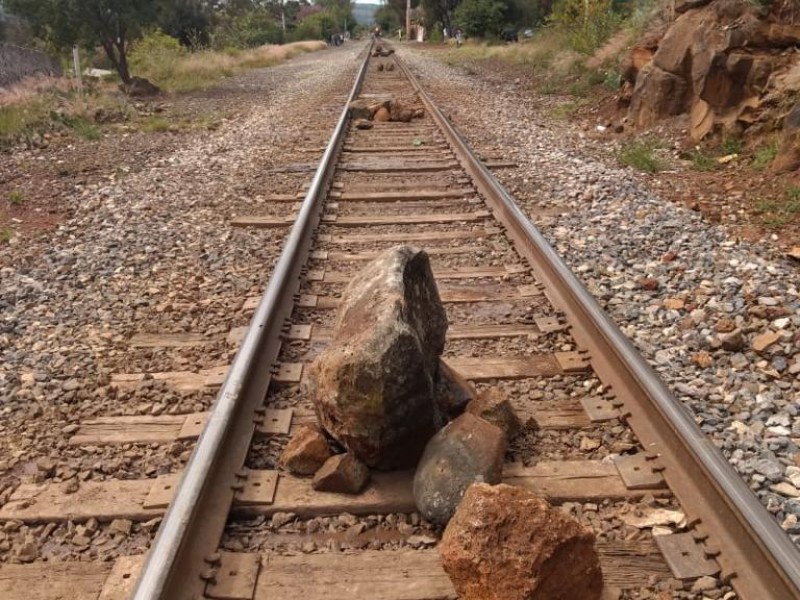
[0, 87, 242, 244]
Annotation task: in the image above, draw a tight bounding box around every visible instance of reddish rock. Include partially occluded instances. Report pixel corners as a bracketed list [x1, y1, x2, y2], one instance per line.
[434, 359, 477, 428]
[466, 389, 521, 437]
[279, 425, 332, 476]
[312, 453, 370, 494]
[309, 246, 447, 469]
[440, 483, 603, 600]
[374, 106, 391, 122]
[638, 277, 660, 291]
[413, 413, 505, 525]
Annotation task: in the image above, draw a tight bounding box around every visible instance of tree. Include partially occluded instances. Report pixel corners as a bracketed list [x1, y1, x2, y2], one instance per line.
[5, 0, 163, 83]
[453, 0, 505, 37]
[160, 0, 212, 48]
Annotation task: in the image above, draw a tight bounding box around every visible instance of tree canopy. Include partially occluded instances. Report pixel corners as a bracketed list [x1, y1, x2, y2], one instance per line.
[5, 0, 163, 82]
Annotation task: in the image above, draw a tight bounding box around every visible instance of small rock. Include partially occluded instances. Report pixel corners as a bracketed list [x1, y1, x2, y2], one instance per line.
[279, 425, 332, 476]
[14, 540, 38, 563]
[440, 483, 603, 600]
[36, 457, 55, 477]
[413, 413, 506, 525]
[109, 518, 133, 536]
[663, 298, 684, 310]
[691, 351, 713, 368]
[354, 119, 373, 130]
[719, 329, 745, 352]
[753, 331, 781, 353]
[465, 389, 521, 437]
[312, 453, 370, 494]
[770, 482, 800, 498]
[271, 512, 295, 528]
[638, 277, 659, 291]
[691, 575, 718, 593]
[434, 359, 477, 427]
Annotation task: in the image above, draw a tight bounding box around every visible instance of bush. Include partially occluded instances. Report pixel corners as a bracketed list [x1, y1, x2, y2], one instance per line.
[290, 12, 338, 42]
[550, 0, 621, 53]
[129, 30, 186, 83]
[454, 0, 507, 38]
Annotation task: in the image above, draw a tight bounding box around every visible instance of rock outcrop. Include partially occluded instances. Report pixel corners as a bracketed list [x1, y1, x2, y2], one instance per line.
[625, 0, 800, 140]
[440, 483, 603, 600]
[413, 413, 506, 525]
[308, 246, 447, 469]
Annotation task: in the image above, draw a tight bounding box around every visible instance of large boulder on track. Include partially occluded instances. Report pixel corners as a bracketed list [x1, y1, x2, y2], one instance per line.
[440, 483, 603, 600]
[308, 246, 448, 469]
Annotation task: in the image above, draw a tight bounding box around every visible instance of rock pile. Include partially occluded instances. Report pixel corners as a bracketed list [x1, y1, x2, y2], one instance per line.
[349, 97, 425, 124]
[372, 45, 395, 57]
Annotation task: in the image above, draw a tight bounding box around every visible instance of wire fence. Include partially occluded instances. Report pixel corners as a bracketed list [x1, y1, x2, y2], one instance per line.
[0, 42, 61, 88]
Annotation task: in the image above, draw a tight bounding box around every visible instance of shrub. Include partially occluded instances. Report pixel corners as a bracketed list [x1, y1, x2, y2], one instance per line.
[618, 138, 664, 172]
[454, 0, 507, 38]
[129, 30, 186, 84]
[550, 0, 622, 53]
[753, 138, 779, 171]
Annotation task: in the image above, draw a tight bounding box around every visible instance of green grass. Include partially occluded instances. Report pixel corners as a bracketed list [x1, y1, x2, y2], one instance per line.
[139, 116, 172, 133]
[721, 136, 743, 155]
[551, 101, 579, 120]
[757, 186, 800, 226]
[753, 139, 779, 171]
[0, 227, 12, 244]
[688, 149, 717, 172]
[8, 190, 24, 206]
[0, 101, 49, 141]
[67, 116, 102, 140]
[618, 138, 664, 172]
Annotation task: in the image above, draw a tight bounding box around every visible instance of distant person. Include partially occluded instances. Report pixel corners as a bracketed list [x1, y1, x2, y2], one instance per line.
[398, 28, 403, 40]
[455, 29, 463, 48]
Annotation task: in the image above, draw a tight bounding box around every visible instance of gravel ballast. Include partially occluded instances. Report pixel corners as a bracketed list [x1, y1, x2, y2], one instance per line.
[0, 44, 362, 562]
[400, 46, 800, 543]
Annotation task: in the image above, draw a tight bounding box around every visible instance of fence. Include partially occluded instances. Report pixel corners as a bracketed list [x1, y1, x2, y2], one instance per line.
[0, 42, 61, 87]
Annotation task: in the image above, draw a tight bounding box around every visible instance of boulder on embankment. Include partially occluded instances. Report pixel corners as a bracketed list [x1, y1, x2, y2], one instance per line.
[307, 246, 448, 469]
[439, 483, 603, 600]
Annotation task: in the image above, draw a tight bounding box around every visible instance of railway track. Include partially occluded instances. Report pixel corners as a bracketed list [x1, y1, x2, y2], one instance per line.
[2, 41, 800, 600]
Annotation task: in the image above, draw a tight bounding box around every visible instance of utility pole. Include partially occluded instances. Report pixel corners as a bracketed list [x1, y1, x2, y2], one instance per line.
[406, 0, 411, 41]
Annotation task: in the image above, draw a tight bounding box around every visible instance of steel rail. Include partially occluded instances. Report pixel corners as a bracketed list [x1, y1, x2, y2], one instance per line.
[394, 51, 800, 600]
[130, 42, 373, 600]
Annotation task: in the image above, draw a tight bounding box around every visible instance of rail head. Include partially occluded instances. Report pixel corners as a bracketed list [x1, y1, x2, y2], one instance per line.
[129, 41, 374, 600]
[392, 50, 800, 600]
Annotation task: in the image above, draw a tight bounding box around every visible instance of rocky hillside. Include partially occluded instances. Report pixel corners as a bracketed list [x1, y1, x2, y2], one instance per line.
[622, 0, 800, 169]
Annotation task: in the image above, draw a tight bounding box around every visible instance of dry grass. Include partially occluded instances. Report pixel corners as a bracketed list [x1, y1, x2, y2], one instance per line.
[137, 41, 328, 92]
[0, 75, 71, 108]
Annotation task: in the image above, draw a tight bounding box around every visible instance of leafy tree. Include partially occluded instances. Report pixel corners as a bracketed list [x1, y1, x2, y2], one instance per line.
[421, 0, 458, 32]
[160, 0, 212, 48]
[550, 0, 620, 52]
[453, 0, 505, 37]
[5, 0, 163, 83]
[375, 5, 401, 33]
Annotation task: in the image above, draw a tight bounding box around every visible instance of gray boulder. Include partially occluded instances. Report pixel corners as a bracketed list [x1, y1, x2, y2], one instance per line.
[413, 413, 506, 525]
